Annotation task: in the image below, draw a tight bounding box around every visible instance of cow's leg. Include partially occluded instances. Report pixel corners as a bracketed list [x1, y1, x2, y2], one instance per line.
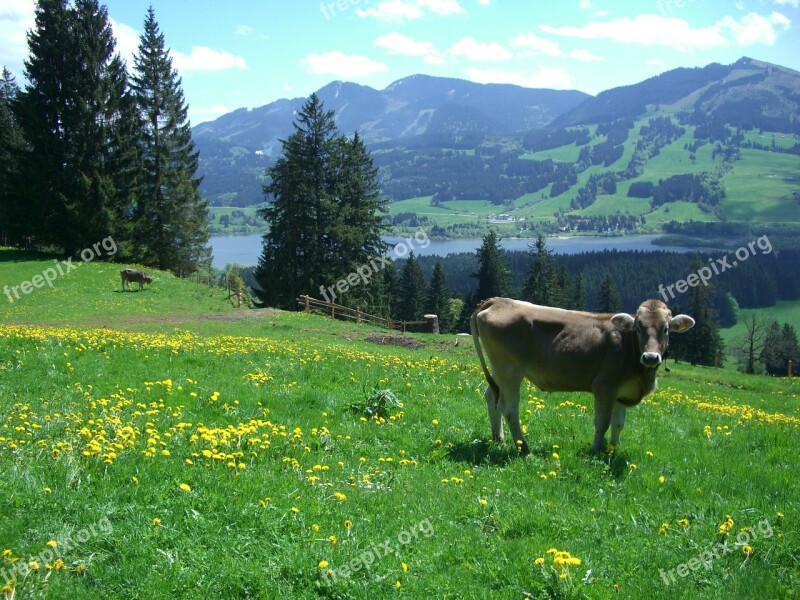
[610, 402, 627, 447]
[592, 394, 614, 453]
[498, 378, 528, 455]
[484, 385, 503, 443]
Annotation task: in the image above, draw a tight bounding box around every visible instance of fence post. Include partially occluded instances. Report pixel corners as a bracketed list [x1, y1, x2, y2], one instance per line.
[356, 307, 361, 324]
[304, 296, 310, 312]
[424, 314, 439, 334]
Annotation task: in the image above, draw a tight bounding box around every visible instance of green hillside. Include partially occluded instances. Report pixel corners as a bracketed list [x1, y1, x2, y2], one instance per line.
[1, 252, 798, 599]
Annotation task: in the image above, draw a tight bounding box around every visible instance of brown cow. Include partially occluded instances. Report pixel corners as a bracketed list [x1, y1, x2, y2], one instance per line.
[120, 268, 153, 291]
[470, 298, 694, 454]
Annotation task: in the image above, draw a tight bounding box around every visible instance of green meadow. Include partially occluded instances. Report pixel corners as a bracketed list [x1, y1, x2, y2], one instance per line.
[1, 250, 798, 599]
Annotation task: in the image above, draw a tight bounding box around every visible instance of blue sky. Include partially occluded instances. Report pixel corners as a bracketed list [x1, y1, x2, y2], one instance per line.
[2, 0, 799, 124]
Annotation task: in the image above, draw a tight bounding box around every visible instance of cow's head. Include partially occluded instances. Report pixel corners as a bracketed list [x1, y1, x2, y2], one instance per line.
[611, 299, 694, 368]
[143, 273, 153, 284]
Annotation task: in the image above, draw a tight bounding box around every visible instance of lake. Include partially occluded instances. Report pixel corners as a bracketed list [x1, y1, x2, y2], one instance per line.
[209, 233, 699, 269]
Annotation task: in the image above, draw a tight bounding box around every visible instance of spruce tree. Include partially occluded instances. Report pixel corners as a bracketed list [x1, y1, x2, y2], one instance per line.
[473, 231, 510, 301]
[569, 272, 587, 311]
[596, 272, 622, 312]
[522, 234, 563, 306]
[16, 0, 135, 254]
[253, 94, 386, 309]
[395, 252, 425, 322]
[130, 6, 209, 273]
[425, 261, 452, 332]
[678, 254, 724, 367]
[0, 68, 24, 245]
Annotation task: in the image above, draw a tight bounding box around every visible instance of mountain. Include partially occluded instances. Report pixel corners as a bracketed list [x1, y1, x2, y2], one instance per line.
[194, 75, 589, 149]
[192, 76, 589, 205]
[550, 57, 800, 132]
[196, 58, 800, 216]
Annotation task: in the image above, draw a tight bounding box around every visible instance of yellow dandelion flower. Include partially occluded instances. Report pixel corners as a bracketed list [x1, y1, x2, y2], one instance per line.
[344, 520, 352, 529]
[658, 476, 665, 485]
[46, 540, 58, 548]
[44, 487, 52, 493]
[329, 535, 337, 545]
[743, 545, 753, 556]
[131, 476, 139, 484]
[152, 518, 161, 527]
[401, 562, 408, 572]
[534, 557, 545, 566]
[28, 560, 39, 571]
[479, 498, 488, 506]
[395, 580, 401, 589]
[178, 483, 191, 492]
[677, 518, 690, 527]
[290, 507, 300, 514]
[318, 560, 329, 569]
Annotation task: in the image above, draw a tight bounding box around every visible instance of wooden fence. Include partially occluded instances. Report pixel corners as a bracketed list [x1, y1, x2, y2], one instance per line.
[297, 295, 435, 333]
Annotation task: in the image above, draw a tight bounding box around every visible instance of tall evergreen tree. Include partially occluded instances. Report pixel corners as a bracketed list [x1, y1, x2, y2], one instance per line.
[15, 0, 136, 254]
[676, 254, 724, 367]
[253, 94, 386, 309]
[596, 272, 622, 312]
[130, 6, 209, 273]
[396, 252, 425, 322]
[425, 261, 452, 332]
[522, 234, 563, 306]
[0, 68, 24, 245]
[568, 272, 587, 311]
[473, 231, 510, 301]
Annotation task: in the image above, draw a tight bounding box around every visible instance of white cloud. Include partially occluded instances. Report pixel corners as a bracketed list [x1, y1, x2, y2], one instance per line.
[540, 12, 791, 52]
[356, 0, 425, 21]
[302, 51, 388, 78]
[579, 0, 593, 9]
[0, 0, 35, 73]
[511, 32, 562, 57]
[465, 66, 574, 89]
[449, 37, 512, 61]
[719, 11, 790, 45]
[476, 0, 491, 4]
[357, 0, 463, 21]
[418, 0, 464, 15]
[109, 18, 140, 69]
[774, 0, 799, 7]
[375, 32, 447, 65]
[173, 47, 248, 72]
[189, 103, 230, 124]
[234, 24, 254, 36]
[570, 48, 602, 61]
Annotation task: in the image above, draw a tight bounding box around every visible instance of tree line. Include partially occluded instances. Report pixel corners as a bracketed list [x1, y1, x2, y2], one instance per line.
[0, 1, 208, 275]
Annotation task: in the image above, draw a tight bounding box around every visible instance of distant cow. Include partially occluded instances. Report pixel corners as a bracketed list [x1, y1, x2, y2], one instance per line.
[471, 298, 694, 455]
[120, 268, 153, 291]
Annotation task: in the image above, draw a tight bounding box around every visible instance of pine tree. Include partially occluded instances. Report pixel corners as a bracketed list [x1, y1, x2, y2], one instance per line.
[396, 252, 425, 322]
[16, 0, 136, 255]
[569, 272, 587, 311]
[678, 254, 725, 367]
[522, 234, 563, 306]
[596, 272, 622, 312]
[474, 231, 510, 301]
[253, 94, 386, 309]
[0, 68, 24, 245]
[130, 6, 209, 273]
[425, 261, 452, 333]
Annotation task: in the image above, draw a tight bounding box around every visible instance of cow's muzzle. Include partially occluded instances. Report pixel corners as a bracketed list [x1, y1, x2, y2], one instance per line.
[640, 352, 662, 367]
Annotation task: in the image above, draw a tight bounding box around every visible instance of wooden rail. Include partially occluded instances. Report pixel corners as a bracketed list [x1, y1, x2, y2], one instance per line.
[297, 295, 432, 332]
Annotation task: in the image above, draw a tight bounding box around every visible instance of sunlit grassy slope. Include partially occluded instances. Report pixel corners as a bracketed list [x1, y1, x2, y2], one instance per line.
[0, 252, 798, 599]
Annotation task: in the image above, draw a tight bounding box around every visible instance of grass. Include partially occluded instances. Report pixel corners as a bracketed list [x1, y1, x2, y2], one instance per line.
[1, 251, 798, 599]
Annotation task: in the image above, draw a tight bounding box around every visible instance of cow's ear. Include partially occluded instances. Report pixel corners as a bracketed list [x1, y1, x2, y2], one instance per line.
[611, 313, 635, 332]
[669, 314, 695, 333]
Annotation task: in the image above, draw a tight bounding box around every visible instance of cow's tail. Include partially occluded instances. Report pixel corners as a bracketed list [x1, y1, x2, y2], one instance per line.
[470, 302, 500, 401]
